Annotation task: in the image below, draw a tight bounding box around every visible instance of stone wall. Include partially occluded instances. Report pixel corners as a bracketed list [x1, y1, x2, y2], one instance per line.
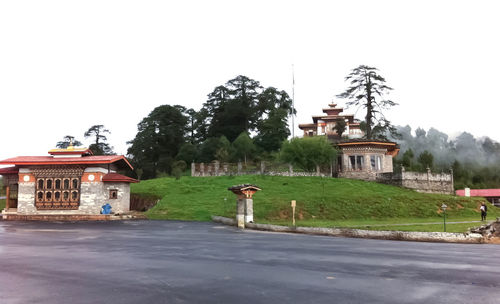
[80, 181, 130, 214]
[17, 182, 35, 214]
[191, 161, 331, 177]
[103, 182, 130, 213]
[376, 168, 454, 195]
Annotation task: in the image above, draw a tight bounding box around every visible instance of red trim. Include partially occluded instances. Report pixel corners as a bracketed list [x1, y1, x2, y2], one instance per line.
[456, 189, 500, 197]
[0, 155, 134, 170]
[102, 173, 139, 183]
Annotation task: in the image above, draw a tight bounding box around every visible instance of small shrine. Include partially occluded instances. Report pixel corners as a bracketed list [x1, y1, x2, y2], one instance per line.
[0, 144, 138, 220]
[228, 184, 261, 228]
[336, 140, 399, 180]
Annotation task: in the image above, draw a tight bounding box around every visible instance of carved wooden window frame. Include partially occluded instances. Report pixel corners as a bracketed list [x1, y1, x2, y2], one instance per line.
[34, 167, 83, 210]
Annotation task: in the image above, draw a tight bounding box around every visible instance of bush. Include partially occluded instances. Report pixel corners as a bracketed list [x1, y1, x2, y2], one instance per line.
[281, 136, 337, 171]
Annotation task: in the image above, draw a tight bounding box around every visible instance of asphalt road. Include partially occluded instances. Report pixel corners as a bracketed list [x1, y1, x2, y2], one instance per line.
[0, 220, 499, 304]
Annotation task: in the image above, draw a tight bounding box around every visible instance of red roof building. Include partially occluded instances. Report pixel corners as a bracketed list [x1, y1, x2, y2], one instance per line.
[0, 145, 138, 219]
[456, 188, 500, 206]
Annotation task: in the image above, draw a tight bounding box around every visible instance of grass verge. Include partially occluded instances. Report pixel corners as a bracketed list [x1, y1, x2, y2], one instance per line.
[131, 175, 500, 233]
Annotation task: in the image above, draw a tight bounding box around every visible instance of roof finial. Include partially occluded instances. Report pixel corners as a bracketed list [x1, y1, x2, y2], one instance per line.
[68, 137, 74, 150]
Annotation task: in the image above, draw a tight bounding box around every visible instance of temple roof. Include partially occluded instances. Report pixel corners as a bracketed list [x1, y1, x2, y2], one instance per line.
[337, 140, 400, 156]
[0, 155, 133, 170]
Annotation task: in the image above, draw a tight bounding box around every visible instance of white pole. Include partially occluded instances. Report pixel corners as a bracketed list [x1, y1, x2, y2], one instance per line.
[292, 64, 295, 138]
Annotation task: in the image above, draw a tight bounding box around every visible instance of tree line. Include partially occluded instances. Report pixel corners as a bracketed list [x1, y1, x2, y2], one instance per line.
[126, 75, 302, 180]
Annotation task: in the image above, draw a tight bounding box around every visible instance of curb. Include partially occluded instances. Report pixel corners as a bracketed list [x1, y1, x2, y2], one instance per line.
[211, 216, 484, 244]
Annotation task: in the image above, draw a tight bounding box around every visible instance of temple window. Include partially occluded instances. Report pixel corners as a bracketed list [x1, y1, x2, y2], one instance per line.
[349, 155, 365, 170]
[371, 155, 382, 171]
[35, 175, 81, 209]
[38, 179, 44, 189]
[109, 189, 118, 199]
[72, 178, 79, 189]
[356, 156, 364, 170]
[71, 191, 78, 201]
[54, 191, 61, 202]
[37, 191, 44, 202]
[63, 178, 70, 189]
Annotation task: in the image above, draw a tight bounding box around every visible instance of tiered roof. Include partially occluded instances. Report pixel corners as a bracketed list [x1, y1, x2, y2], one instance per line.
[0, 145, 133, 170]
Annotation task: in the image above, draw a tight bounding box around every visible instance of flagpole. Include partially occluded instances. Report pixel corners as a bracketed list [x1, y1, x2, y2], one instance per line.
[292, 64, 295, 138]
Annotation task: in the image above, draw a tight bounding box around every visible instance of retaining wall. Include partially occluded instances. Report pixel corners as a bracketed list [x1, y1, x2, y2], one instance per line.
[376, 168, 454, 195]
[211, 216, 483, 244]
[191, 161, 330, 177]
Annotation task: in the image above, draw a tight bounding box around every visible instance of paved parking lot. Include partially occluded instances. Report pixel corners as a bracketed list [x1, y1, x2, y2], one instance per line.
[1, 220, 499, 304]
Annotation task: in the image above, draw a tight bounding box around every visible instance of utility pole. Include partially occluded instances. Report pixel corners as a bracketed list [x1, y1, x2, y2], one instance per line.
[291, 64, 295, 138]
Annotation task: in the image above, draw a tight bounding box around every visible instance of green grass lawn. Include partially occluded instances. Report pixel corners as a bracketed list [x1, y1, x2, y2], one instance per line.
[131, 175, 500, 232]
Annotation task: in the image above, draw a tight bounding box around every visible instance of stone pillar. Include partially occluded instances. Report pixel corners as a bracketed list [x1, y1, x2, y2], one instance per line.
[260, 161, 265, 175]
[237, 162, 242, 175]
[427, 167, 431, 190]
[5, 186, 10, 210]
[343, 154, 350, 172]
[191, 162, 196, 177]
[288, 164, 293, 176]
[236, 198, 245, 228]
[200, 163, 205, 177]
[316, 165, 320, 176]
[214, 161, 220, 176]
[450, 168, 454, 194]
[244, 198, 253, 223]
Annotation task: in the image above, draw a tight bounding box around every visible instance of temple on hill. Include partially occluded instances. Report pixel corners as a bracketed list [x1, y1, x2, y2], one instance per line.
[299, 102, 399, 180]
[298, 103, 364, 140]
[0, 145, 138, 220]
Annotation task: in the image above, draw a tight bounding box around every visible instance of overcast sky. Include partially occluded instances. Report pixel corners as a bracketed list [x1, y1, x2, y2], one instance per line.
[1, 0, 499, 162]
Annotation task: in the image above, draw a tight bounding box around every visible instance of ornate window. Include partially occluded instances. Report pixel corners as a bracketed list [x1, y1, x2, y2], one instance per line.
[35, 169, 82, 210]
[370, 155, 383, 171]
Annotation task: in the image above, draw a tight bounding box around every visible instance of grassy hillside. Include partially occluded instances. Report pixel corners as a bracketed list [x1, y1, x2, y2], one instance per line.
[131, 176, 500, 230]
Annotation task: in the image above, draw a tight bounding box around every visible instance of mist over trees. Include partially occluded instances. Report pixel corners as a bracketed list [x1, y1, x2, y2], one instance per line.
[390, 125, 500, 189]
